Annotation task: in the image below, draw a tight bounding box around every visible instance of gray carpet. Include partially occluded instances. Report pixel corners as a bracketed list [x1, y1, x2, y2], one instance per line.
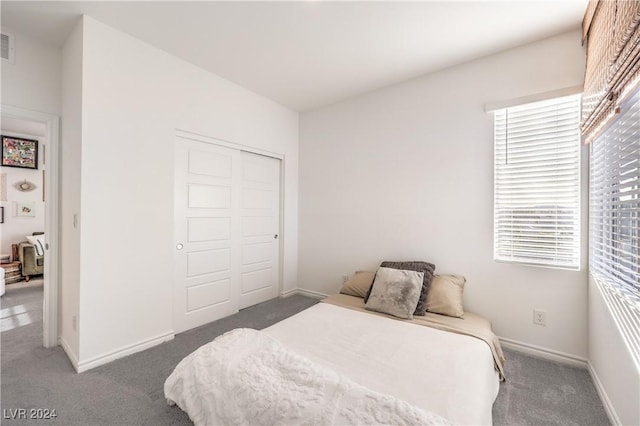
[1, 284, 610, 426]
[493, 350, 610, 426]
[1, 279, 44, 334]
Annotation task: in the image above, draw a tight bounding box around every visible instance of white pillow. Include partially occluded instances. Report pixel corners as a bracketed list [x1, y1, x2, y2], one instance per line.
[365, 267, 423, 319]
[26, 234, 45, 256]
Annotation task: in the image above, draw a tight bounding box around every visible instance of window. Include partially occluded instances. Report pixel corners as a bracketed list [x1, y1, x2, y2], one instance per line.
[590, 88, 640, 363]
[493, 94, 581, 269]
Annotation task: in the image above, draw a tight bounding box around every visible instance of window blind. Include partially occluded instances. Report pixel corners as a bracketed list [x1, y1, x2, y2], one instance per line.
[494, 94, 581, 269]
[590, 88, 640, 364]
[581, 0, 640, 141]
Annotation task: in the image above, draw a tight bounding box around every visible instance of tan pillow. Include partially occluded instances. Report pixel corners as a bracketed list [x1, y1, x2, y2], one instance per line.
[426, 275, 466, 318]
[339, 271, 375, 298]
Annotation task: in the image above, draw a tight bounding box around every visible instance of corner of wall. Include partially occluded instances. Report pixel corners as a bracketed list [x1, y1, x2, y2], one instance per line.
[59, 15, 85, 359]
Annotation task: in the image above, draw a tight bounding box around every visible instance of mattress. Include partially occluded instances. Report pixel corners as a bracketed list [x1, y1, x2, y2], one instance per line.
[264, 301, 500, 425]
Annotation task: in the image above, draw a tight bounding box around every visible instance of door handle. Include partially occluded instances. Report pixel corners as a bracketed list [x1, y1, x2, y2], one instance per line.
[176, 243, 184, 250]
[274, 234, 278, 239]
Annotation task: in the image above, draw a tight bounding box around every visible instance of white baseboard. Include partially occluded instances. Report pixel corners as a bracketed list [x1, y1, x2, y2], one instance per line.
[281, 288, 328, 300]
[59, 335, 80, 372]
[76, 331, 174, 373]
[587, 361, 621, 425]
[499, 336, 588, 368]
[280, 288, 298, 297]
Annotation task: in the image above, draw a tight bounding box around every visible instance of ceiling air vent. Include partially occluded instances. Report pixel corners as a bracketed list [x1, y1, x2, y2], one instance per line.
[1, 32, 15, 63]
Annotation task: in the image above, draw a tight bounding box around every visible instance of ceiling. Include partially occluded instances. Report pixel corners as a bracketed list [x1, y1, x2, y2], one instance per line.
[1, 1, 587, 112]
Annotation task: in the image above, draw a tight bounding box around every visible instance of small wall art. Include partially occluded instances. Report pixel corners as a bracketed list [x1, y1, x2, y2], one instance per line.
[14, 180, 37, 192]
[2, 135, 38, 169]
[16, 201, 36, 217]
[0, 206, 4, 223]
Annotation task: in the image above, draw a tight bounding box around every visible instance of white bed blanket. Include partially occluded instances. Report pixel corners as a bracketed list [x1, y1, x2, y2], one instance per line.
[164, 328, 449, 426]
[265, 303, 500, 425]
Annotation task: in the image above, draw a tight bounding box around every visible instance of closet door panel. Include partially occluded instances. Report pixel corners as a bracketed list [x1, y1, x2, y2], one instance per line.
[173, 138, 240, 333]
[239, 151, 281, 309]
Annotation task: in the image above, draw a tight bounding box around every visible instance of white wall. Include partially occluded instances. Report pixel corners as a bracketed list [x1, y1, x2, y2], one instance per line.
[1, 26, 62, 115]
[0, 119, 46, 255]
[69, 16, 298, 367]
[1, 27, 61, 277]
[59, 18, 84, 361]
[299, 30, 589, 359]
[588, 275, 640, 425]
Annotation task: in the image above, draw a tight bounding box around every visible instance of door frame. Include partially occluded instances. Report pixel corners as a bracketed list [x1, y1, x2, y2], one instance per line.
[2, 105, 60, 348]
[174, 129, 285, 303]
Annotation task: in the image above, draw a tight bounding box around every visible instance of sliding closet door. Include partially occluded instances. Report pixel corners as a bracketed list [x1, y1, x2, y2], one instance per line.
[239, 151, 281, 309]
[174, 137, 281, 333]
[173, 138, 241, 333]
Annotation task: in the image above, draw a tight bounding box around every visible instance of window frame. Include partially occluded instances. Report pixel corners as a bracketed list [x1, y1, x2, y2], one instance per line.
[492, 93, 582, 270]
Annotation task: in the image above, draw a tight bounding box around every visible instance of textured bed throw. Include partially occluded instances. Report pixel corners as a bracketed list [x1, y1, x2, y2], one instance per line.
[164, 328, 450, 426]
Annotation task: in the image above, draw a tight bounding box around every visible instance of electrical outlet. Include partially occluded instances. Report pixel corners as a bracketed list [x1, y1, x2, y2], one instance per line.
[342, 274, 349, 284]
[72, 315, 77, 331]
[533, 309, 546, 326]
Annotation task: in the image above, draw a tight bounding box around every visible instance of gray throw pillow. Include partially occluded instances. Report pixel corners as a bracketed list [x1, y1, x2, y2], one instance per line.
[364, 261, 436, 316]
[365, 267, 424, 319]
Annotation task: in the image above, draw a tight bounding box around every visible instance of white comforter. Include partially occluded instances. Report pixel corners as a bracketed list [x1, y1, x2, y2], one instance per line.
[164, 328, 449, 426]
[265, 303, 500, 425]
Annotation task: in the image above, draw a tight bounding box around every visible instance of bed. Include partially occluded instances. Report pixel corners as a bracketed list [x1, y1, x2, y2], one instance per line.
[164, 292, 505, 425]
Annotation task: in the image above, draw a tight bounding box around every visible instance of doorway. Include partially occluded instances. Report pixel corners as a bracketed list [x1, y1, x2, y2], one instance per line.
[0, 105, 59, 348]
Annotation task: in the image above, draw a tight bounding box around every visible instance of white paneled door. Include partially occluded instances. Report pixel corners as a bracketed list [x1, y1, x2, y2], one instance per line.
[174, 137, 280, 333]
[239, 151, 280, 309]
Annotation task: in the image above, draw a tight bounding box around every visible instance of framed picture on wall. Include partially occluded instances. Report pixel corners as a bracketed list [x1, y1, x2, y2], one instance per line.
[16, 201, 36, 217]
[0, 206, 4, 223]
[1, 135, 38, 169]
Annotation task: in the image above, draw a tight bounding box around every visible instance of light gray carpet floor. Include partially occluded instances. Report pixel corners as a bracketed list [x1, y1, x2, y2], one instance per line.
[493, 350, 609, 425]
[1, 284, 610, 426]
[1, 278, 44, 334]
